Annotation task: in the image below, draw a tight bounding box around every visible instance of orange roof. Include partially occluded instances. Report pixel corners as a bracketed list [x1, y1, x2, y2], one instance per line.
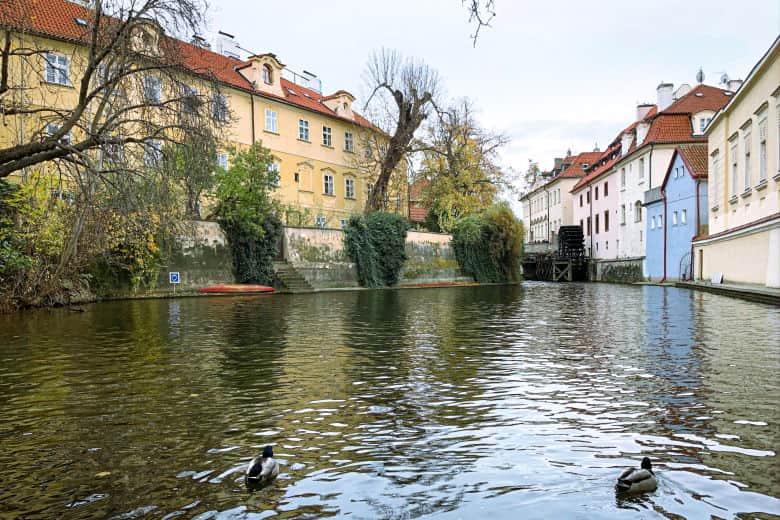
[0, 0, 375, 128]
[676, 144, 708, 179]
[409, 206, 429, 223]
[409, 179, 430, 201]
[555, 151, 602, 179]
[663, 84, 732, 114]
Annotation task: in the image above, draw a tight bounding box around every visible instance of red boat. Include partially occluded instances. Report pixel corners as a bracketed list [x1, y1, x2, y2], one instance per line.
[199, 284, 275, 294]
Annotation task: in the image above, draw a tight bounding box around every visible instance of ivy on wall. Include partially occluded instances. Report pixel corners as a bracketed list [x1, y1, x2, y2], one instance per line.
[344, 212, 408, 288]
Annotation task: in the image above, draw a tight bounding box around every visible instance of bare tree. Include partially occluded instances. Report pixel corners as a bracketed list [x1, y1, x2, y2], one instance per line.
[464, 0, 495, 46]
[416, 99, 510, 230]
[360, 49, 440, 213]
[0, 0, 224, 180]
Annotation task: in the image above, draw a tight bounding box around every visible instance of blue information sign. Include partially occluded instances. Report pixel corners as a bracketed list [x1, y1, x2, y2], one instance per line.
[169, 272, 180, 284]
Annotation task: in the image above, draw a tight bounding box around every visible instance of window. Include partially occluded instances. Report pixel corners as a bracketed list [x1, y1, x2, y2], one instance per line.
[595, 213, 599, 233]
[620, 168, 626, 187]
[729, 136, 738, 197]
[298, 119, 309, 141]
[743, 127, 751, 191]
[586, 191, 591, 203]
[44, 122, 71, 144]
[345, 178, 355, 199]
[144, 75, 161, 103]
[681, 209, 687, 225]
[101, 142, 123, 163]
[44, 53, 70, 85]
[182, 85, 199, 113]
[323, 173, 334, 195]
[315, 215, 326, 228]
[212, 94, 228, 122]
[620, 204, 626, 225]
[672, 211, 678, 226]
[269, 162, 280, 187]
[344, 131, 354, 152]
[638, 158, 645, 181]
[144, 139, 162, 167]
[579, 194, 583, 207]
[595, 186, 599, 200]
[758, 111, 767, 182]
[657, 215, 662, 229]
[634, 201, 642, 223]
[294, 172, 300, 183]
[604, 210, 609, 232]
[216, 152, 228, 170]
[604, 182, 608, 197]
[340, 218, 349, 229]
[586, 216, 591, 235]
[699, 117, 711, 133]
[322, 125, 332, 147]
[265, 109, 278, 133]
[711, 150, 720, 205]
[579, 219, 583, 230]
[262, 64, 273, 85]
[651, 216, 656, 230]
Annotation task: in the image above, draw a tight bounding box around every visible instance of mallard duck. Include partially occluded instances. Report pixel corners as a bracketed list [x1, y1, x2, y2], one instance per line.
[616, 457, 657, 494]
[245, 445, 279, 486]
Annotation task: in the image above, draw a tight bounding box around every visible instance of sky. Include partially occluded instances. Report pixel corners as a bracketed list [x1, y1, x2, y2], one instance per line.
[207, 0, 779, 207]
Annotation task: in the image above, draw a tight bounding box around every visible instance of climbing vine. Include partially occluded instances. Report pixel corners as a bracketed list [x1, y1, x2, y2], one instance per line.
[213, 142, 282, 285]
[451, 202, 524, 283]
[344, 212, 408, 288]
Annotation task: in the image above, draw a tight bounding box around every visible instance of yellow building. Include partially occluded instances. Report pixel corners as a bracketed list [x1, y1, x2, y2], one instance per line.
[0, 0, 405, 229]
[693, 36, 780, 288]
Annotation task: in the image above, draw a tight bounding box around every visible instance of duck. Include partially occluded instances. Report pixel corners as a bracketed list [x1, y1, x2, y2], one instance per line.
[245, 445, 279, 486]
[616, 457, 658, 494]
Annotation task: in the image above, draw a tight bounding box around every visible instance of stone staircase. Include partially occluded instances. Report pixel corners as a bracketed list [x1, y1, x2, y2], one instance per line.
[273, 262, 314, 293]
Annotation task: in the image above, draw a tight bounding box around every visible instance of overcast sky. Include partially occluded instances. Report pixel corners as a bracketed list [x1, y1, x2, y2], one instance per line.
[208, 0, 779, 198]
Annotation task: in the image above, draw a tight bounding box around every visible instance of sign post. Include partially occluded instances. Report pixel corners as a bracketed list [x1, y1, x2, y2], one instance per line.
[169, 271, 180, 294]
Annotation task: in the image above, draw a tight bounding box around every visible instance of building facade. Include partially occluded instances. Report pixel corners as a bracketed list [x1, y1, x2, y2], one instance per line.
[0, 0, 405, 230]
[645, 145, 709, 281]
[693, 36, 780, 288]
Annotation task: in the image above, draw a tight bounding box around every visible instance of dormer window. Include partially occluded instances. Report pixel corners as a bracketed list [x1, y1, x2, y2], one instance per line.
[262, 64, 273, 85]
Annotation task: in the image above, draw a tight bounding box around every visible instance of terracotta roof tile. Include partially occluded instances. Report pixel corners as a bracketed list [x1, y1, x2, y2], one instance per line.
[676, 144, 708, 179]
[0, 0, 375, 128]
[555, 151, 602, 179]
[663, 84, 732, 114]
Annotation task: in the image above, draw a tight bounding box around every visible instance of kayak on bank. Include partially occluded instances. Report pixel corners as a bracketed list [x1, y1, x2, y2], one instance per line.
[199, 284, 275, 294]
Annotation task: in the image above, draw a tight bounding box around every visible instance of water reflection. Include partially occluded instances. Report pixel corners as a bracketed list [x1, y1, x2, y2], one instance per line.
[0, 284, 778, 519]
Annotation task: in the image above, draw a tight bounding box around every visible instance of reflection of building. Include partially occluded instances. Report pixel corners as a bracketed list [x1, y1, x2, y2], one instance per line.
[645, 145, 709, 281]
[693, 36, 780, 288]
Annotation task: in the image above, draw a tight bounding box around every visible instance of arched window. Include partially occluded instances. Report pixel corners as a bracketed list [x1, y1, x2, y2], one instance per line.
[262, 64, 273, 85]
[634, 201, 642, 222]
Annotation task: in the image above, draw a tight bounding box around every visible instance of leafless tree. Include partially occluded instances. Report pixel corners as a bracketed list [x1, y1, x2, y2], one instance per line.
[360, 49, 441, 213]
[464, 0, 495, 46]
[0, 0, 225, 180]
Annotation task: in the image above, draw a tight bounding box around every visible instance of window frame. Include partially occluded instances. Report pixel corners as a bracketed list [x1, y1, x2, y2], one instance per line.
[322, 125, 332, 147]
[44, 52, 70, 86]
[345, 177, 355, 199]
[265, 108, 278, 133]
[144, 75, 162, 103]
[344, 131, 354, 152]
[323, 173, 334, 195]
[212, 93, 229, 122]
[298, 119, 310, 141]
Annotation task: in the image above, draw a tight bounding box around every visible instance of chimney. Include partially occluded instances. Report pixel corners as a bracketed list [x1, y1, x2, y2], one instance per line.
[190, 34, 210, 48]
[727, 79, 743, 92]
[657, 82, 674, 111]
[636, 122, 650, 147]
[636, 103, 655, 121]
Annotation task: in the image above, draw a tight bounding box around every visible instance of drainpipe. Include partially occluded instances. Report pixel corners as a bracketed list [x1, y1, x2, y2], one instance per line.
[691, 178, 701, 281]
[544, 185, 551, 243]
[660, 186, 667, 283]
[648, 144, 654, 187]
[250, 93, 256, 143]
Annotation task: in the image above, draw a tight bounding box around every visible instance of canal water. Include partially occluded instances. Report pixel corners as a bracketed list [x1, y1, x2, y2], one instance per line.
[1, 284, 778, 519]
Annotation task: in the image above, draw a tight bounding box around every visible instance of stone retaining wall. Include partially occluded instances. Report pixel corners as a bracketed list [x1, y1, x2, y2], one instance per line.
[590, 257, 645, 283]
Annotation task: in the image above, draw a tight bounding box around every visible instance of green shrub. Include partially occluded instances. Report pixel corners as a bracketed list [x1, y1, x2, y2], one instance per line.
[213, 142, 282, 285]
[451, 202, 524, 283]
[344, 212, 408, 287]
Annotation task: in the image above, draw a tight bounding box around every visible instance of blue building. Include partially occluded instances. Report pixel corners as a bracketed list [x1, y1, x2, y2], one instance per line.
[645, 145, 708, 281]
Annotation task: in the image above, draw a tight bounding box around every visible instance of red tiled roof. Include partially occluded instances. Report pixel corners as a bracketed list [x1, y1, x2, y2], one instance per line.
[644, 113, 700, 143]
[0, 0, 375, 128]
[663, 84, 732, 114]
[409, 179, 430, 201]
[676, 144, 708, 179]
[555, 151, 602, 179]
[409, 205, 429, 223]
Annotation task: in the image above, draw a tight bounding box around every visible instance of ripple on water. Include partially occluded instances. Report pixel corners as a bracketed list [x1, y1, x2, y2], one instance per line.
[0, 284, 778, 518]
